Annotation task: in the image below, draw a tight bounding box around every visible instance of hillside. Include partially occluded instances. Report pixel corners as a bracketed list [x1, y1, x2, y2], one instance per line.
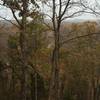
[0, 20, 100, 58]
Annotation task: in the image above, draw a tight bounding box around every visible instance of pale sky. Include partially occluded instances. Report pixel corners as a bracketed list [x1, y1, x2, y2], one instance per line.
[0, 0, 100, 20]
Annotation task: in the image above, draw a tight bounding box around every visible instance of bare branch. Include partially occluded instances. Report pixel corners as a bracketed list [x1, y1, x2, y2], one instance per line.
[61, 10, 84, 21]
[81, 1, 100, 16]
[0, 2, 21, 28]
[59, 0, 62, 18]
[10, 8, 22, 27]
[0, 15, 19, 28]
[60, 32, 100, 47]
[52, 0, 56, 31]
[60, 0, 71, 18]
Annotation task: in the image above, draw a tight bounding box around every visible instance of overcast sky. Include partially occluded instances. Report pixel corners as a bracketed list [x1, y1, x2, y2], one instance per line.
[0, 0, 100, 20]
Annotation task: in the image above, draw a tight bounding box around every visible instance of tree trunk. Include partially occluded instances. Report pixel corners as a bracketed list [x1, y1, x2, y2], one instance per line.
[49, 31, 60, 100]
[19, 1, 28, 100]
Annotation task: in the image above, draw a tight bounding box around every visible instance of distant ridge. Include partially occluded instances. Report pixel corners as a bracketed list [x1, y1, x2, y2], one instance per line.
[65, 18, 100, 23]
[0, 18, 100, 26]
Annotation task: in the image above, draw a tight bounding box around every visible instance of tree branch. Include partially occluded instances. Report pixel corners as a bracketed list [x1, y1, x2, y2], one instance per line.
[10, 8, 22, 28]
[60, 32, 100, 47]
[81, 1, 100, 16]
[0, 16, 19, 28]
[60, 0, 71, 18]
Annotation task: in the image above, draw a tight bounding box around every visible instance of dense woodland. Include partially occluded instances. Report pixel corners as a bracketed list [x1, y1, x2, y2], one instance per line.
[0, 0, 100, 100]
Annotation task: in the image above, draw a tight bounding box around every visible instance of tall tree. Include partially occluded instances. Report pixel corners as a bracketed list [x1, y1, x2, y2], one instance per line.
[42, 0, 85, 100]
[0, 0, 40, 100]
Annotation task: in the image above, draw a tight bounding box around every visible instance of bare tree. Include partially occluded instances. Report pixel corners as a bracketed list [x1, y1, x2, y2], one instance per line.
[42, 0, 86, 100]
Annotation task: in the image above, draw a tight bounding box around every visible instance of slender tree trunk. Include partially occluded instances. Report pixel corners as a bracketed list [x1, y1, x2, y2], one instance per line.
[20, 31, 27, 100]
[20, 26, 27, 100]
[30, 28, 38, 100]
[11, 65, 16, 100]
[35, 73, 38, 100]
[31, 74, 34, 100]
[87, 80, 91, 100]
[49, 30, 60, 100]
[19, 1, 28, 100]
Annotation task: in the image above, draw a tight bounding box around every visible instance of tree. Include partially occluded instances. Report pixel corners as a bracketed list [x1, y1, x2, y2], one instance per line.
[0, 0, 40, 100]
[42, 0, 86, 100]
